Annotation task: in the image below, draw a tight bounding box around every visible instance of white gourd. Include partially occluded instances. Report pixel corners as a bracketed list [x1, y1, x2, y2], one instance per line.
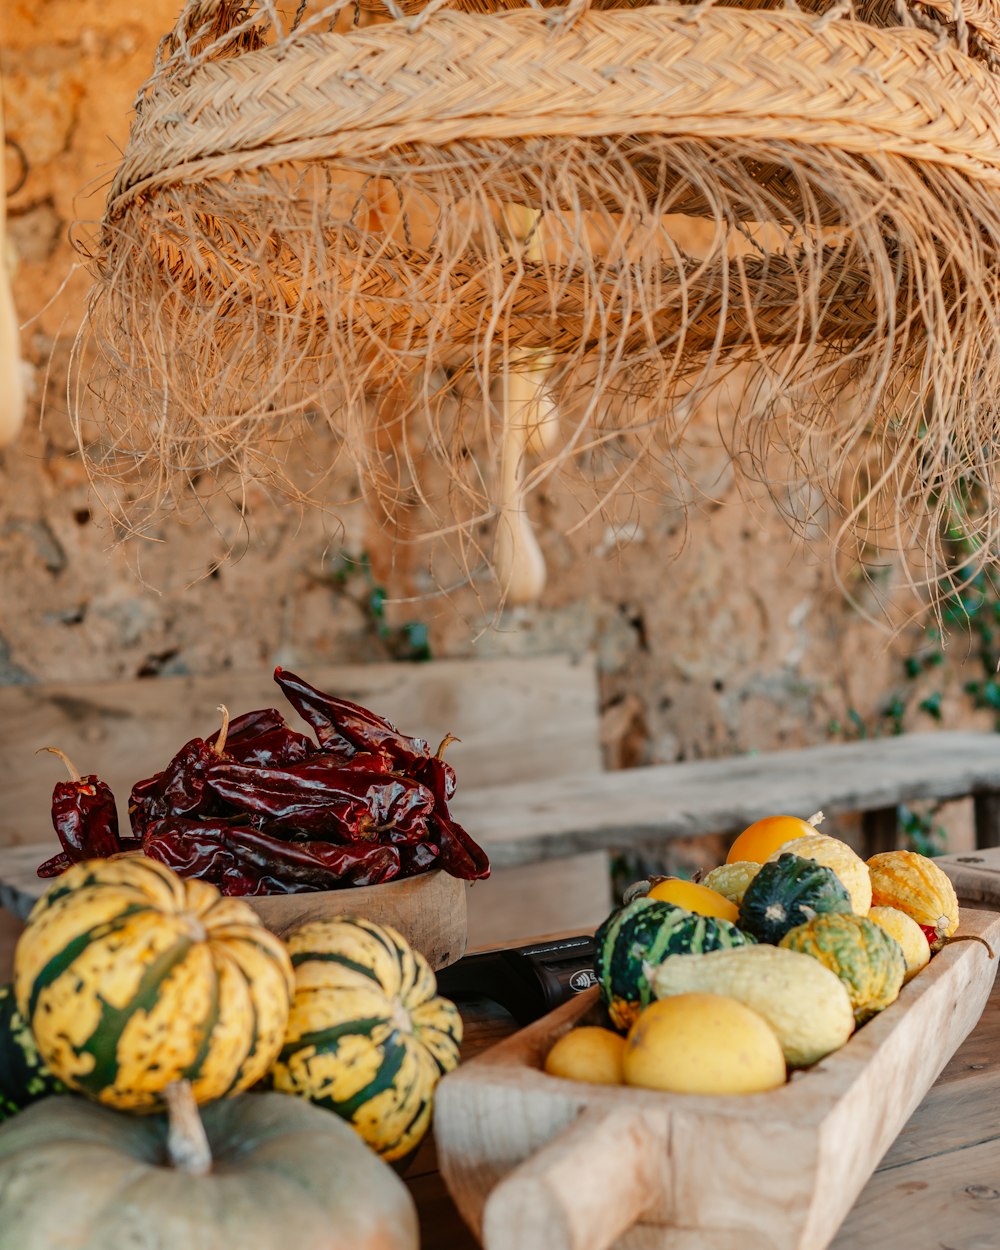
[494, 371, 547, 605]
[492, 206, 557, 606]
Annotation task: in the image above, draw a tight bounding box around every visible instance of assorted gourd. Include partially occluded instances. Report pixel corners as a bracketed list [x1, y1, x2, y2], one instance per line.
[0, 855, 464, 1248]
[545, 816, 983, 1096]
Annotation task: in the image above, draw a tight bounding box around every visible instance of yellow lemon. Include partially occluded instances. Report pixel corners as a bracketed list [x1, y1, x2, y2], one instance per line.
[623, 993, 786, 1095]
[543, 1026, 626, 1085]
[646, 878, 739, 924]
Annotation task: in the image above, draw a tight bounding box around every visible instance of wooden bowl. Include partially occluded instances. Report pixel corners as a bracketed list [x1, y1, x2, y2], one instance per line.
[0, 845, 467, 971]
[242, 868, 468, 969]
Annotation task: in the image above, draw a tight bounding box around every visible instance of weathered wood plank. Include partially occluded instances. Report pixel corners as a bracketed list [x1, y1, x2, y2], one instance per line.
[0, 655, 601, 845]
[450, 732, 1000, 868]
[937, 847, 1000, 906]
[465, 855, 612, 950]
[830, 1135, 1000, 1249]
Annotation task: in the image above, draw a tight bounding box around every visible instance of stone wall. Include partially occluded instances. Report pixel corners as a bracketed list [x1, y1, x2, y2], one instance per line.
[1, 1, 990, 859]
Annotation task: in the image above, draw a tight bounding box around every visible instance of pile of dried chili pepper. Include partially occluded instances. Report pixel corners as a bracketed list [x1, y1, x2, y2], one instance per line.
[35, 668, 490, 894]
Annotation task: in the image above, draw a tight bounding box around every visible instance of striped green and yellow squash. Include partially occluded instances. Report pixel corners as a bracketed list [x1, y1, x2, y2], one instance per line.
[595, 897, 755, 1031]
[272, 917, 462, 1162]
[13, 856, 293, 1111]
[0, 983, 67, 1120]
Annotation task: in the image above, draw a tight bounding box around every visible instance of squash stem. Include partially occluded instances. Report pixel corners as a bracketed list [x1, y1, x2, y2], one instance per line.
[164, 1080, 212, 1175]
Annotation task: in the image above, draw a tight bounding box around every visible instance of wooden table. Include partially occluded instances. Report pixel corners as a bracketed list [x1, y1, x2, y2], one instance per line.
[2, 908, 999, 1250]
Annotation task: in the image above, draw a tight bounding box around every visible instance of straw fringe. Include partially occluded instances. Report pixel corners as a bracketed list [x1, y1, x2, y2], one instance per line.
[69, 0, 1000, 612]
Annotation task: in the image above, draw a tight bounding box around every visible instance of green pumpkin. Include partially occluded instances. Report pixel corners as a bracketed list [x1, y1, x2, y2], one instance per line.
[0, 1090, 418, 1250]
[738, 853, 853, 945]
[780, 912, 906, 1023]
[0, 984, 66, 1120]
[595, 898, 755, 1031]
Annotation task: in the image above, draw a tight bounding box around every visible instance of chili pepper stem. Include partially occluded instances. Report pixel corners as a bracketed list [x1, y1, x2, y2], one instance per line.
[35, 746, 81, 782]
[938, 933, 996, 958]
[435, 733, 461, 758]
[213, 705, 231, 756]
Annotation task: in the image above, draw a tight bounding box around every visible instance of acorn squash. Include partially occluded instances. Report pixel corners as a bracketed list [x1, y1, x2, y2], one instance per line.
[14, 857, 293, 1111]
[652, 944, 855, 1067]
[594, 897, 755, 1032]
[272, 916, 462, 1162]
[866, 850, 959, 951]
[779, 912, 906, 1023]
[738, 853, 852, 944]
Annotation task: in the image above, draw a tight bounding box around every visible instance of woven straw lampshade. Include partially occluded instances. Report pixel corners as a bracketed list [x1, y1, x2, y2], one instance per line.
[71, 0, 1000, 604]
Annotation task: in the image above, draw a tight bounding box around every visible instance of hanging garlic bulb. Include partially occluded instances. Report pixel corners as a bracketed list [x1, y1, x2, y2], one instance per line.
[0, 79, 25, 449]
[492, 207, 559, 606]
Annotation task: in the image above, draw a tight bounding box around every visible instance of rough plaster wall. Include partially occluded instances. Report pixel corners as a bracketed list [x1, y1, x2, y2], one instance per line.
[0, 1, 989, 857]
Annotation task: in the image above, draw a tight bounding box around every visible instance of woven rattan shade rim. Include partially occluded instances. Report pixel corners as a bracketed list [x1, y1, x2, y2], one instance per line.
[109, 7, 1000, 214]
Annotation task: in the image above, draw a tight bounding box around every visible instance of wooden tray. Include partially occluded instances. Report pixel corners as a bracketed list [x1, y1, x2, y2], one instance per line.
[0, 843, 467, 970]
[434, 907, 1000, 1250]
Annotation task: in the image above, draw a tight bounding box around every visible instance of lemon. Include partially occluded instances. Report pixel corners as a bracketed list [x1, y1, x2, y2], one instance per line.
[647, 877, 739, 923]
[543, 1026, 626, 1085]
[623, 993, 786, 1095]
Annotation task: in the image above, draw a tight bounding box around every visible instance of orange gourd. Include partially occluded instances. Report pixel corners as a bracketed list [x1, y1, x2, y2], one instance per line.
[866, 851, 959, 951]
[726, 816, 818, 865]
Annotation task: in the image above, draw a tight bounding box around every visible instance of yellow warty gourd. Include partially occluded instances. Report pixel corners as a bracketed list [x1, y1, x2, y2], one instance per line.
[700, 861, 762, 906]
[771, 833, 872, 915]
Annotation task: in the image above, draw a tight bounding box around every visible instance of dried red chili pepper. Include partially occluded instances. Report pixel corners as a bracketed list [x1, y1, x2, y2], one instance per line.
[397, 841, 441, 875]
[212, 707, 315, 768]
[205, 756, 436, 843]
[35, 747, 122, 871]
[273, 667, 431, 769]
[142, 818, 401, 893]
[36, 850, 72, 878]
[128, 705, 233, 835]
[414, 749, 490, 880]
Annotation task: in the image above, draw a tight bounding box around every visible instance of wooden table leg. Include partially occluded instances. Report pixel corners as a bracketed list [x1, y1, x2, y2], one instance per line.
[974, 792, 1000, 849]
[862, 806, 898, 857]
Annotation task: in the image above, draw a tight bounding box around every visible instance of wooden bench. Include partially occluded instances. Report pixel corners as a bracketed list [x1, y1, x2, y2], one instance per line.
[1, 653, 999, 950]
